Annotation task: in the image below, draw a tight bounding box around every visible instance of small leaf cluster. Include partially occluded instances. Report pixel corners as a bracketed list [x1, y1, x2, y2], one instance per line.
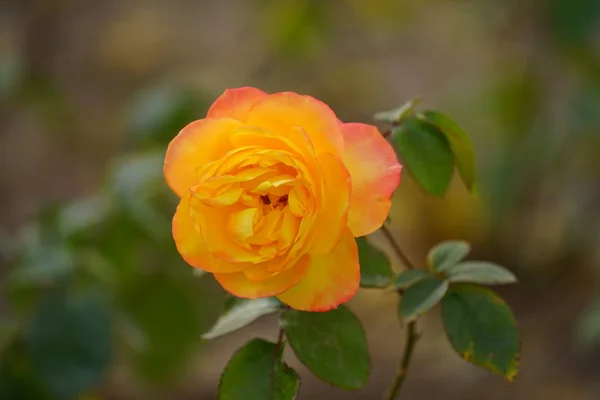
[361, 238, 520, 381]
[376, 101, 477, 196]
[205, 298, 370, 399]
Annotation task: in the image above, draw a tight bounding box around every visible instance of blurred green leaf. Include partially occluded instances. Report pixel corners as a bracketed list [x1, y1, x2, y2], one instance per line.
[576, 299, 600, 345]
[108, 151, 165, 204]
[203, 298, 282, 340]
[0, 53, 23, 100]
[427, 240, 471, 273]
[398, 277, 448, 321]
[119, 273, 204, 384]
[0, 320, 18, 353]
[548, 0, 600, 50]
[441, 285, 520, 381]
[106, 152, 170, 242]
[192, 269, 207, 278]
[281, 306, 369, 390]
[9, 224, 75, 288]
[390, 269, 430, 290]
[129, 84, 207, 146]
[0, 338, 52, 399]
[218, 339, 299, 400]
[446, 262, 517, 285]
[27, 291, 112, 399]
[392, 118, 454, 196]
[374, 99, 419, 124]
[58, 194, 113, 239]
[262, 1, 330, 59]
[419, 111, 477, 192]
[357, 237, 393, 288]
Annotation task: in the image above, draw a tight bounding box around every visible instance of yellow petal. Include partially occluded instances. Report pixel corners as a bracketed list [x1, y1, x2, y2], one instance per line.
[172, 195, 244, 273]
[206, 87, 268, 121]
[228, 208, 259, 247]
[341, 123, 402, 236]
[192, 201, 262, 263]
[278, 207, 301, 251]
[245, 92, 344, 156]
[308, 153, 351, 255]
[164, 118, 242, 197]
[214, 256, 310, 298]
[277, 228, 359, 311]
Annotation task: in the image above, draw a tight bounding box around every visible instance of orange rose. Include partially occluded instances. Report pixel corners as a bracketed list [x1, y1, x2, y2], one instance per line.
[164, 87, 401, 311]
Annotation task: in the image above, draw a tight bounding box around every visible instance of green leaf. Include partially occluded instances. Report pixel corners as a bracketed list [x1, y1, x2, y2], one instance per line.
[427, 240, 471, 273]
[128, 84, 208, 146]
[119, 273, 204, 384]
[374, 99, 420, 123]
[203, 298, 282, 340]
[398, 277, 448, 321]
[26, 291, 112, 399]
[441, 285, 520, 381]
[280, 306, 370, 390]
[218, 339, 299, 400]
[0, 338, 53, 400]
[419, 111, 477, 192]
[446, 262, 517, 285]
[357, 237, 393, 288]
[392, 118, 454, 196]
[390, 269, 430, 290]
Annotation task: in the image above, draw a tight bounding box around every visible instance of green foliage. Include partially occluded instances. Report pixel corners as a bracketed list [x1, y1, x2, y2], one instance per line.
[392, 117, 454, 196]
[390, 269, 429, 290]
[1, 81, 218, 397]
[374, 99, 420, 124]
[548, 0, 600, 50]
[203, 298, 282, 340]
[261, 1, 331, 59]
[128, 84, 209, 147]
[0, 338, 52, 399]
[119, 273, 205, 384]
[27, 291, 112, 399]
[445, 261, 517, 285]
[280, 306, 370, 390]
[398, 277, 448, 321]
[441, 285, 520, 381]
[418, 111, 477, 193]
[357, 237, 393, 288]
[218, 339, 299, 400]
[427, 240, 471, 273]
[576, 299, 600, 345]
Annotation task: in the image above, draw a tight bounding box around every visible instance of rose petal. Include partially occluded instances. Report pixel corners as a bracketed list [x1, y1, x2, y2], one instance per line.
[214, 256, 310, 298]
[193, 200, 262, 263]
[164, 118, 242, 197]
[207, 87, 268, 121]
[172, 195, 245, 273]
[341, 123, 402, 237]
[308, 153, 351, 255]
[246, 92, 344, 156]
[277, 228, 359, 311]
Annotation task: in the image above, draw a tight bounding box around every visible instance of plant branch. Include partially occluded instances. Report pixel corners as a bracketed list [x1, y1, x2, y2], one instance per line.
[380, 223, 420, 400]
[383, 321, 419, 400]
[276, 326, 284, 347]
[381, 223, 416, 269]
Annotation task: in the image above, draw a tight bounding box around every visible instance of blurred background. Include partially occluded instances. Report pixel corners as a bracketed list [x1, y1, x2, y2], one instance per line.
[1, 0, 600, 399]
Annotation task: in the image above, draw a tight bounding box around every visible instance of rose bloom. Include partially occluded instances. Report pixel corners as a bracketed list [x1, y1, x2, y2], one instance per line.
[164, 87, 401, 311]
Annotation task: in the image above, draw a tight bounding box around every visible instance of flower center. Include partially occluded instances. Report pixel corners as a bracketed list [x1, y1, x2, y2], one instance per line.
[189, 150, 314, 264]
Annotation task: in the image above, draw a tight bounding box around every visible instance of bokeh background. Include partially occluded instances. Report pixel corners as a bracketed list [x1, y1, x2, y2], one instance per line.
[2, 0, 600, 399]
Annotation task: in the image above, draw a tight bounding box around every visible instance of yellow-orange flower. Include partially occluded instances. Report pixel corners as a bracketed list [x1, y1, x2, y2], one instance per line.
[164, 87, 401, 311]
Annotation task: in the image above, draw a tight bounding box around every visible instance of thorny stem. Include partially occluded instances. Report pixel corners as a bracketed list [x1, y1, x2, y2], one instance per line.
[380, 223, 420, 400]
